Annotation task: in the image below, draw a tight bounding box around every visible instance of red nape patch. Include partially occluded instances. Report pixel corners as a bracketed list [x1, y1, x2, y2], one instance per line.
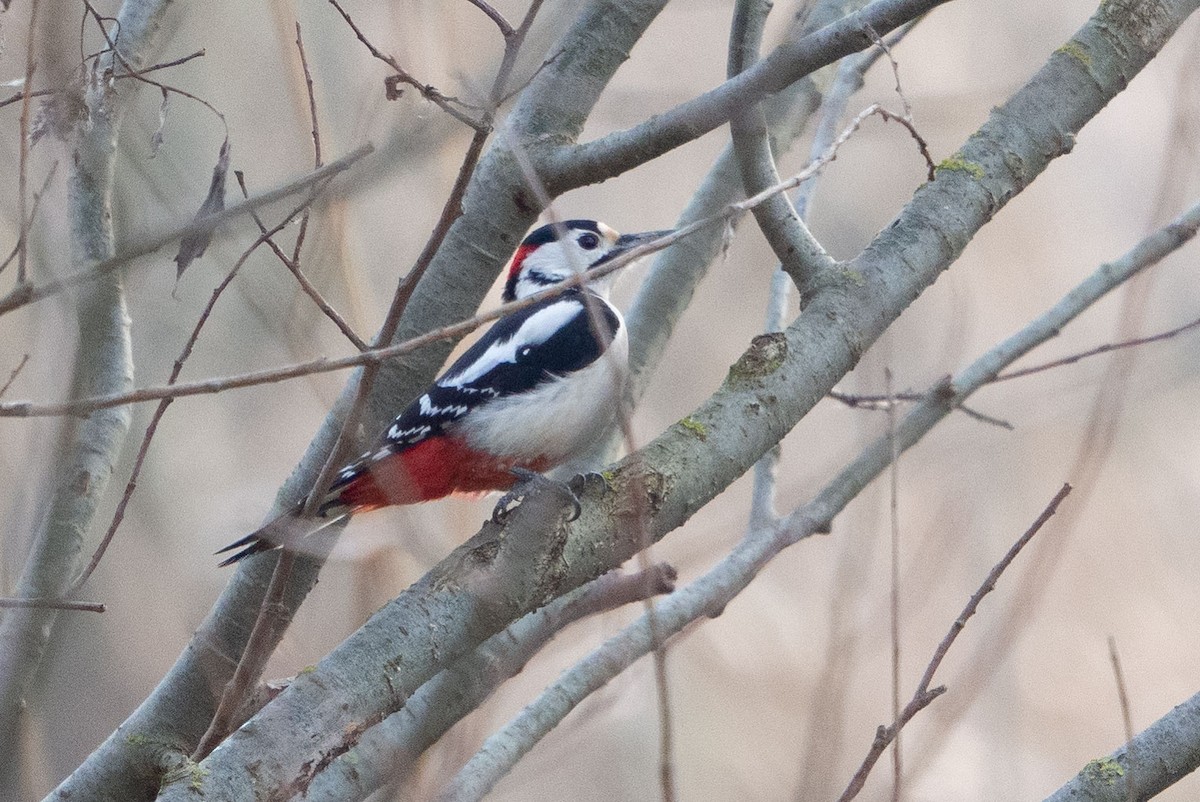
[506, 244, 536, 285]
[334, 436, 553, 511]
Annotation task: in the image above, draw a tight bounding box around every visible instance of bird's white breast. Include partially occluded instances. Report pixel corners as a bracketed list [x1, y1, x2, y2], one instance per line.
[453, 314, 629, 464]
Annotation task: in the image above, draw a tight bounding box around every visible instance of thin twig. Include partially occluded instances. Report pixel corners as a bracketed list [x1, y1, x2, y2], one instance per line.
[0, 355, 30, 399]
[69, 193, 324, 594]
[192, 550, 298, 760]
[0, 50, 206, 113]
[885, 368, 903, 802]
[506, 137, 677, 802]
[994, 314, 1200, 382]
[82, 0, 227, 134]
[828, 389, 1014, 430]
[0, 163, 58, 277]
[1108, 636, 1138, 802]
[0, 142, 373, 317]
[16, 0, 42, 285]
[865, 24, 934, 180]
[836, 483, 1072, 802]
[225, 30, 367, 352]
[234, 172, 368, 351]
[464, 0, 514, 38]
[0, 597, 104, 612]
[130, 48, 206, 75]
[0, 86, 54, 112]
[326, 0, 486, 130]
[296, 23, 322, 170]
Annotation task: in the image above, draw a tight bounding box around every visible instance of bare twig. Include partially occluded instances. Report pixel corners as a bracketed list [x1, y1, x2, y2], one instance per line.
[994, 314, 1200, 382]
[193, 548, 302, 760]
[1, 163, 58, 277]
[226, 29, 367, 351]
[865, 24, 934, 179]
[885, 369, 903, 802]
[0, 49, 206, 113]
[326, 0, 486, 130]
[836, 483, 1072, 802]
[0, 86, 54, 112]
[464, 0, 515, 38]
[131, 48, 206, 75]
[196, 26, 337, 757]
[234, 172, 368, 351]
[68, 194, 323, 595]
[0, 597, 104, 613]
[506, 136, 678, 802]
[0, 355, 30, 398]
[0, 142, 373, 317]
[1108, 636, 1138, 802]
[828, 389, 1014, 430]
[16, 0, 42, 285]
[296, 23, 322, 169]
[83, 0, 228, 134]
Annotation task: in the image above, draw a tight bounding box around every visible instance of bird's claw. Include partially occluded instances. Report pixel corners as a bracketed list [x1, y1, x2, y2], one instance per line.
[491, 467, 582, 524]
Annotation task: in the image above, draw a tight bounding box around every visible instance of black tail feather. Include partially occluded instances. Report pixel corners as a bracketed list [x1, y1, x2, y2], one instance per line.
[215, 531, 280, 566]
[216, 506, 350, 567]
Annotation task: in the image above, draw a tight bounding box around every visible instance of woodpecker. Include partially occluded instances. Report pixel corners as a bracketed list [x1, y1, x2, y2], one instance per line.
[217, 220, 670, 565]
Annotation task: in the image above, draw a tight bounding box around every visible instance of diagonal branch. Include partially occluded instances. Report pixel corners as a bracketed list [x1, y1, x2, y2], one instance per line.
[540, 0, 953, 192]
[0, 143, 373, 318]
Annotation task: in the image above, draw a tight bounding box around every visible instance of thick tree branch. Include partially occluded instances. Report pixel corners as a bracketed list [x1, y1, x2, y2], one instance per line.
[540, 0, 953, 192]
[728, 0, 837, 292]
[1044, 689, 1200, 801]
[301, 565, 676, 802]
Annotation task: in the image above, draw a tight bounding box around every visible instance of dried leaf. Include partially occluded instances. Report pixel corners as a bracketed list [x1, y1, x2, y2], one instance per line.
[150, 86, 169, 157]
[30, 82, 87, 146]
[174, 137, 231, 279]
[384, 74, 405, 101]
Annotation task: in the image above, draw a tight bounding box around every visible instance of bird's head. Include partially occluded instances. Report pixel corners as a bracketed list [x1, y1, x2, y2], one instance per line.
[502, 219, 671, 303]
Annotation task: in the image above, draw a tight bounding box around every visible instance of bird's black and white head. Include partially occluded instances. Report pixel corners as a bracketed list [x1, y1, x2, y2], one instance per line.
[502, 220, 670, 303]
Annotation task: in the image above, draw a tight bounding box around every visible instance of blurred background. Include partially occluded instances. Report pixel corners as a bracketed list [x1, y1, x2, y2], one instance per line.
[1, 0, 1199, 799]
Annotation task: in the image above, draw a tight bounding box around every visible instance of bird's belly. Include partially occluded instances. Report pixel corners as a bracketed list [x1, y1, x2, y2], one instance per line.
[454, 330, 629, 466]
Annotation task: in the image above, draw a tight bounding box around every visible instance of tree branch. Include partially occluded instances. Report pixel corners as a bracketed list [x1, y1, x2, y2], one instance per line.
[301, 565, 676, 801]
[0, 143, 374, 318]
[541, 0, 952, 192]
[728, 0, 837, 293]
[1044, 690, 1200, 801]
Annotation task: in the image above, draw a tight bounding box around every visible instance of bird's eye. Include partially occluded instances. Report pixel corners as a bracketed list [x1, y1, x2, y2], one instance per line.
[578, 233, 600, 250]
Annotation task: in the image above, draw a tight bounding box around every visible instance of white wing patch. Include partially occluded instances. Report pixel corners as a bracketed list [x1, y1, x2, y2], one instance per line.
[418, 393, 468, 418]
[441, 299, 583, 388]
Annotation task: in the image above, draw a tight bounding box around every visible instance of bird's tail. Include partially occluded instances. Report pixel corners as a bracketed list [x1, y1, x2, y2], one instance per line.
[215, 504, 351, 567]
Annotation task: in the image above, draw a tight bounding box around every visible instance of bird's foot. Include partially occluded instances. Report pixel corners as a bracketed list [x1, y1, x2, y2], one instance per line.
[491, 467, 582, 524]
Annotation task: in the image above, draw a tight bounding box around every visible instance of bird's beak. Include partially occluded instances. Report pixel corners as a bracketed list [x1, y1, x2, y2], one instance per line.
[591, 229, 673, 268]
[614, 229, 674, 253]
